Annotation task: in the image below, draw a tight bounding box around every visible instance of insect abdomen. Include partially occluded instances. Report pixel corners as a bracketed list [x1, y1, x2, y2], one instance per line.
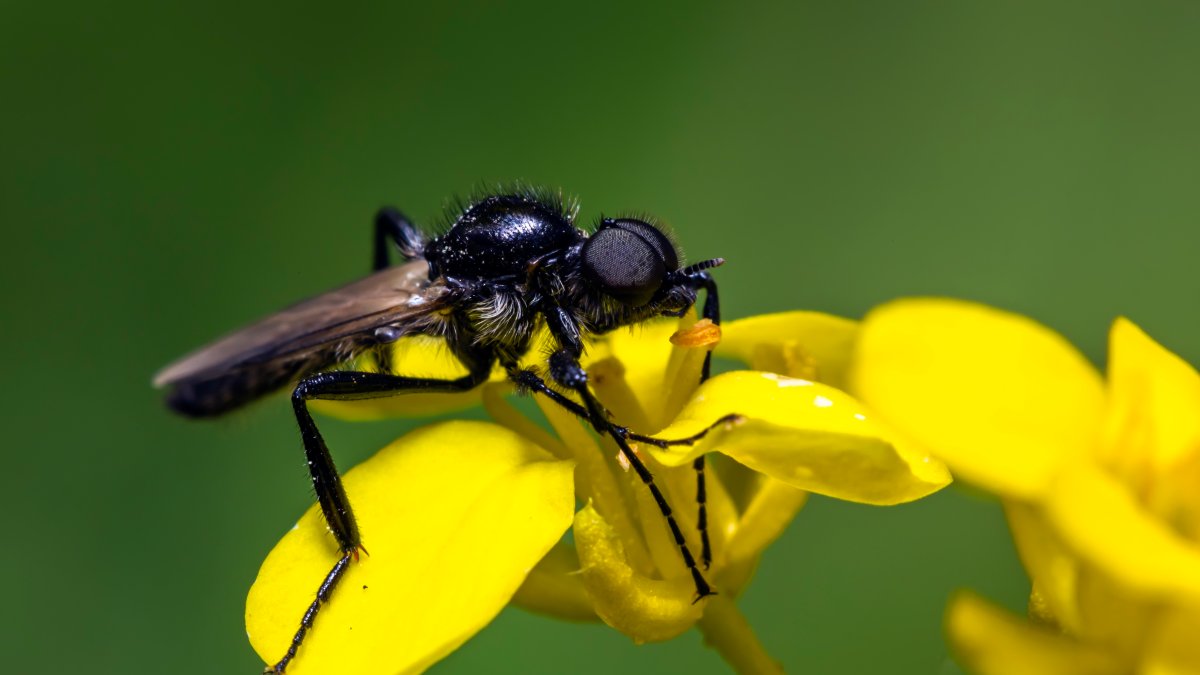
[165, 355, 327, 417]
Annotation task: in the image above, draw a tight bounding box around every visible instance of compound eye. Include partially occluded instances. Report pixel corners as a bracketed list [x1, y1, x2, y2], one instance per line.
[581, 219, 676, 305]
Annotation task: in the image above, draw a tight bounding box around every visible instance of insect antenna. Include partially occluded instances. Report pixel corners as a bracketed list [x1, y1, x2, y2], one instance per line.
[679, 257, 725, 276]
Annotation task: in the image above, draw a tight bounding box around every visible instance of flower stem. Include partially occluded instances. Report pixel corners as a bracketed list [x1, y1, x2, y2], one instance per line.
[696, 595, 785, 675]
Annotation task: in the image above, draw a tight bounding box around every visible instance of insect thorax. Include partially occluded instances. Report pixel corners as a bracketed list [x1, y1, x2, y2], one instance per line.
[425, 194, 583, 281]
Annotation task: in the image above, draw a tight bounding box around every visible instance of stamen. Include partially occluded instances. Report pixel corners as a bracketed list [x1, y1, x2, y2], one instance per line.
[670, 319, 722, 349]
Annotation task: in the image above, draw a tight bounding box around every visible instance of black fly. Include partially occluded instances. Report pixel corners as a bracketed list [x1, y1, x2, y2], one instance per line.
[155, 188, 729, 673]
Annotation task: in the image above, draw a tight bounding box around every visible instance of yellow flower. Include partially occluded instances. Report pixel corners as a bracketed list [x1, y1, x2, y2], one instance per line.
[245, 313, 950, 674]
[850, 298, 1200, 675]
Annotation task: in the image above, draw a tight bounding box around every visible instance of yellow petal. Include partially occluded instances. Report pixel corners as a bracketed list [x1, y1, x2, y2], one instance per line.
[721, 477, 807, 569]
[716, 477, 808, 595]
[852, 298, 1105, 500]
[312, 336, 491, 420]
[573, 503, 703, 643]
[649, 371, 950, 505]
[654, 447, 739, 564]
[946, 591, 1124, 675]
[1044, 462, 1200, 603]
[1004, 502, 1083, 633]
[509, 541, 597, 622]
[584, 316, 706, 430]
[480, 382, 569, 461]
[718, 311, 859, 389]
[245, 421, 575, 675]
[1073, 564, 1156, 660]
[1142, 605, 1200, 675]
[534, 397, 657, 576]
[630, 472, 702, 584]
[1102, 317, 1200, 475]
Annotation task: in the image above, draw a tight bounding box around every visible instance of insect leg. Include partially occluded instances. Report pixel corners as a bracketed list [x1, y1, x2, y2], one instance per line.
[690, 270, 720, 568]
[692, 270, 721, 382]
[270, 357, 493, 674]
[264, 554, 351, 675]
[509, 368, 738, 448]
[291, 367, 492, 553]
[373, 207, 425, 270]
[545, 349, 716, 602]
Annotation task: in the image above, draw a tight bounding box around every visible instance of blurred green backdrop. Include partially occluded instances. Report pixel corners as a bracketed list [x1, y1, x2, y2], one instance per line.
[4, 1, 1199, 673]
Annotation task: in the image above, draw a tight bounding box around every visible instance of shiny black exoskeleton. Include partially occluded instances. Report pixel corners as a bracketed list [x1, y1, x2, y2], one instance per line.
[425, 195, 581, 280]
[158, 187, 726, 674]
[417, 192, 720, 373]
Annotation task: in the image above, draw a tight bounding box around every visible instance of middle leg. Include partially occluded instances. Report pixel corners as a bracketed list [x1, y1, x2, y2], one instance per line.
[689, 270, 721, 568]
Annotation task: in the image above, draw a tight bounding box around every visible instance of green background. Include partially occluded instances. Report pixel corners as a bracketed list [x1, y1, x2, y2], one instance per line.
[5, 1, 1199, 673]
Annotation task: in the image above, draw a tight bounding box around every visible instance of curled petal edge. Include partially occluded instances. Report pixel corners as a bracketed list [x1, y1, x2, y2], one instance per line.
[648, 371, 950, 505]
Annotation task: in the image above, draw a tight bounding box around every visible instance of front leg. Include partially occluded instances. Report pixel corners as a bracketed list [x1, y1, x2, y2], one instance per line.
[547, 350, 608, 428]
[373, 206, 425, 270]
[511, 367, 737, 448]
[689, 269, 720, 566]
[543, 347, 715, 601]
[692, 270, 720, 382]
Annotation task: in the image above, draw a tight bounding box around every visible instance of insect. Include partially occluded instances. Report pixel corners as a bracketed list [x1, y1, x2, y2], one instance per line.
[155, 187, 729, 673]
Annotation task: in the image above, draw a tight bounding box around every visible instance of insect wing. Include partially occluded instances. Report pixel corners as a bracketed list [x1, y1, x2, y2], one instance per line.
[154, 260, 445, 387]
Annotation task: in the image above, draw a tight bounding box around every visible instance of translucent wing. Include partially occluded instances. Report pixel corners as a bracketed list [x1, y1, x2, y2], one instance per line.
[154, 260, 450, 415]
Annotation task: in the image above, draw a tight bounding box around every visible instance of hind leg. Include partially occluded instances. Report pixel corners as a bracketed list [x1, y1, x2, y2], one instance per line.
[268, 354, 493, 673]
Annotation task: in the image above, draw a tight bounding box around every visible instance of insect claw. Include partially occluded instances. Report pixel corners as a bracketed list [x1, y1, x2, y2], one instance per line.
[352, 544, 370, 562]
